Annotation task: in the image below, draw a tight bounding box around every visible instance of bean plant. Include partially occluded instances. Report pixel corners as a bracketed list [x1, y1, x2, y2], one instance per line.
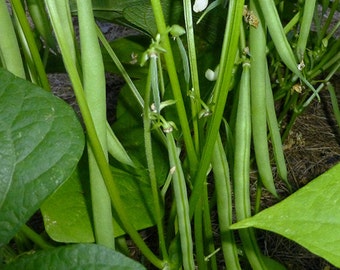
[1, 0, 340, 269]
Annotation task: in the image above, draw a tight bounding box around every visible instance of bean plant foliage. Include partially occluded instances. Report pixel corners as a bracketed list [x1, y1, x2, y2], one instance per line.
[0, 0, 340, 269]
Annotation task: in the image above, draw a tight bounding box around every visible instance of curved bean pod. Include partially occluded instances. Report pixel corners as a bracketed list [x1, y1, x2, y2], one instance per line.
[256, 0, 318, 100]
[249, 3, 278, 197]
[265, 64, 290, 191]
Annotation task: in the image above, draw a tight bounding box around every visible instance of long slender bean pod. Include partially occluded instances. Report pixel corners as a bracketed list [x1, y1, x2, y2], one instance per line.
[234, 60, 269, 269]
[106, 122, 135, 167]
[202, 185, 217, 270]
[296, 0, 317, 61]
[265, 64, 290, 190]
[77, 0, 114, 249]
[211, 135, 241, 270]
[0, 0, 25, 78]
[256, 0, 318, 99]
[194, 201, 206, 270]
[167, 131, 195, 270]
[249, 2, 278, 197]
[26, 0, 56, 51]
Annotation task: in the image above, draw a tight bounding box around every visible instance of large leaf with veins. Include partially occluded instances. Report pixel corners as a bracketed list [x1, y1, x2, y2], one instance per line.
[0, 68, 84, 246]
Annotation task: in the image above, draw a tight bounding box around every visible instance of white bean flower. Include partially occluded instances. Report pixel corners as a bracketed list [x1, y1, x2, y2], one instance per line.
[193, 0, 208, 13]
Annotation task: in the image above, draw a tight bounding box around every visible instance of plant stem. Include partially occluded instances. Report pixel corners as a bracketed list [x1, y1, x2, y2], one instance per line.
[189, 0, 245, 216]
[11, 0, 50, 91]
[150, 0, 198, 172]
[183, 0, 202, 154]
[143, 55, 168, 260]
[20, 225, 54, 250]
[96, 27, 144, 108]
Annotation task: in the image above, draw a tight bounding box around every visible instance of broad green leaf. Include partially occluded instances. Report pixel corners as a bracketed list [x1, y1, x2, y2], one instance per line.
[41, 151, 162, 242]
[40, 155, 94, 243]
[122, 0, 183, 36]
[70, 0, 183, 36]
[110, 166, 160, 236]
[2, 243, 145, 270]
[0, 68, 84, 246]
[230, 162, 340, 267]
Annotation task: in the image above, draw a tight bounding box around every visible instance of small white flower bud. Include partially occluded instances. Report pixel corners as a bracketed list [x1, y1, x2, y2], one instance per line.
[193, 0, 208, 13]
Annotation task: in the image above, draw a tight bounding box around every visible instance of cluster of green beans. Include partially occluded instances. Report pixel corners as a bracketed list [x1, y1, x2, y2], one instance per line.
[231, 1, 292, 267]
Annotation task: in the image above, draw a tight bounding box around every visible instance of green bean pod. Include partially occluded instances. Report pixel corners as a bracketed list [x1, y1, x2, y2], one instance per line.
[26, 0, 57, 51]
[249, 2, 278, 197]
[296, 0, 317, 61]
[0, 0, 25, 78]
[234, 60, 269, 269]
[234, 61, 252, 220]
[265, 64, 290, 190]
[212, 135, 241, 270]
[77, 0, 114, 249]
[256, 0, 318, 99]
[166, 131, 195, 270]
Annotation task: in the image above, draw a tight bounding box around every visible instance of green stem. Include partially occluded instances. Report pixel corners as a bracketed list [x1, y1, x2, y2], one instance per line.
[11, 0, 50, 90]
[183, 0, 202, 154]
[20, 225, 54, 250]
[143, 55, 168, 260]
[189, 0, 245, 216]
[318, 0, 339, 46]
[150, 0, 198, 171]
[96, 27, 144, 108]
[0, 0, 25, 78]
